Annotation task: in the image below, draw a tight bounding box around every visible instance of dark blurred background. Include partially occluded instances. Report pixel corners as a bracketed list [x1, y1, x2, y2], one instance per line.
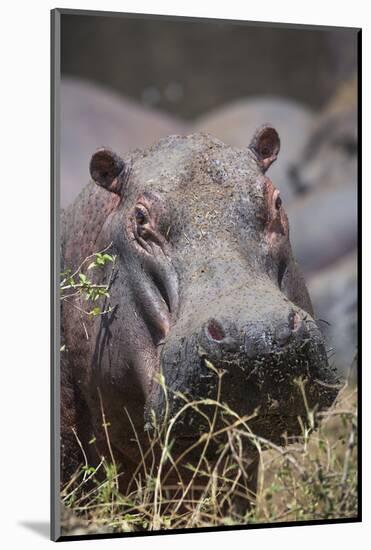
[60, 12, 358, 378]
[61, 13, 356, 118]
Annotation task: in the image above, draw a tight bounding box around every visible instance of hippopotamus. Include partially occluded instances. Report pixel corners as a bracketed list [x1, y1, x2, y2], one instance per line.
[287, 182, 357, 275]
[308, 251, 357, 379]
[285, 77, 358, 376]
[61, 77, 187, 208]
[60, 129, 339, 501]
[286, 77, 357, 272]
[193, 96, 315, 203]
[289, 76, 357, 195]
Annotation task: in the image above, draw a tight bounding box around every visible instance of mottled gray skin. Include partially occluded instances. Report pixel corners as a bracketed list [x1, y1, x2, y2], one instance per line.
[61, 131, 339, 495]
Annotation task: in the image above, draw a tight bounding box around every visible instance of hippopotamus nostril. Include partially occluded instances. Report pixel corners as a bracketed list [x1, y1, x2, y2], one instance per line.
[205, 318, 225, 342]
[204, 320, 240, 353]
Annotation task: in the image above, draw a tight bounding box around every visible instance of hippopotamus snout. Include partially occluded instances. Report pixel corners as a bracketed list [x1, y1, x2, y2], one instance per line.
[147, 287, 337, 445]
[204, 309, 303, 354]
[196, 306, 327, 410]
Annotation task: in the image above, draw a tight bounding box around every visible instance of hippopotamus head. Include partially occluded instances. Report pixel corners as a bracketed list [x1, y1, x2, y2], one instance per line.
[79, 128, 338, 456]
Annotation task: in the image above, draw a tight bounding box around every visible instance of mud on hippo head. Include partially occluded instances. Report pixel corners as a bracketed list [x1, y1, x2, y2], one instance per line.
[89, 128, 338, 448]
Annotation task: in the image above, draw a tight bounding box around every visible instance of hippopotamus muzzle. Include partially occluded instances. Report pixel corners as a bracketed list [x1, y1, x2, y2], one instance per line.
[146, 276, 338, 446]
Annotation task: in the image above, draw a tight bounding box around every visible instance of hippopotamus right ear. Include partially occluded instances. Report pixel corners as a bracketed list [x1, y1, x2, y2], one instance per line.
[90, 148, 127, 195]
[249, 126, 280, 173]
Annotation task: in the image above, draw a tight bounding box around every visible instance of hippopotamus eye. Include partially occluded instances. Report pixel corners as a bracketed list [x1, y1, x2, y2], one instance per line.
[135, 207, 148, 225]
[275, 195, 282, 210]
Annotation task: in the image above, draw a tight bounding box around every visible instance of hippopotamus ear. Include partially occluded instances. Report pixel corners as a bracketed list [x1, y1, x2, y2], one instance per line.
[90, 148, 127, 195]
[249, 126, 280, 173]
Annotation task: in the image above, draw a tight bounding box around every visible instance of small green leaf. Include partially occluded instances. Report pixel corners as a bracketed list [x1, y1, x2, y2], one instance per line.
[102, 254, 114, 262]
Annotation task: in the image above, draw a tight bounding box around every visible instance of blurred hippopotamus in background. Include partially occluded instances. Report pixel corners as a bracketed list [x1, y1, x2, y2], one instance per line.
[287, 77, 357, 271]
[308, 252, 357, 377]
[287, 77, 358, 379]
[289, 77, 357, 195]
[61, 77, 188, 208]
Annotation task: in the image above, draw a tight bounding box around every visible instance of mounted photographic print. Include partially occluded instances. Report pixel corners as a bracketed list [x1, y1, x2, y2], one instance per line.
[51, 8, 361, 541]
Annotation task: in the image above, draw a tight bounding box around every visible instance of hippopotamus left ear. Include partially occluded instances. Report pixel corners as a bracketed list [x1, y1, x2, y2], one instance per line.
[249, 126, 280, 173]
[90, 148, 127, 195]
